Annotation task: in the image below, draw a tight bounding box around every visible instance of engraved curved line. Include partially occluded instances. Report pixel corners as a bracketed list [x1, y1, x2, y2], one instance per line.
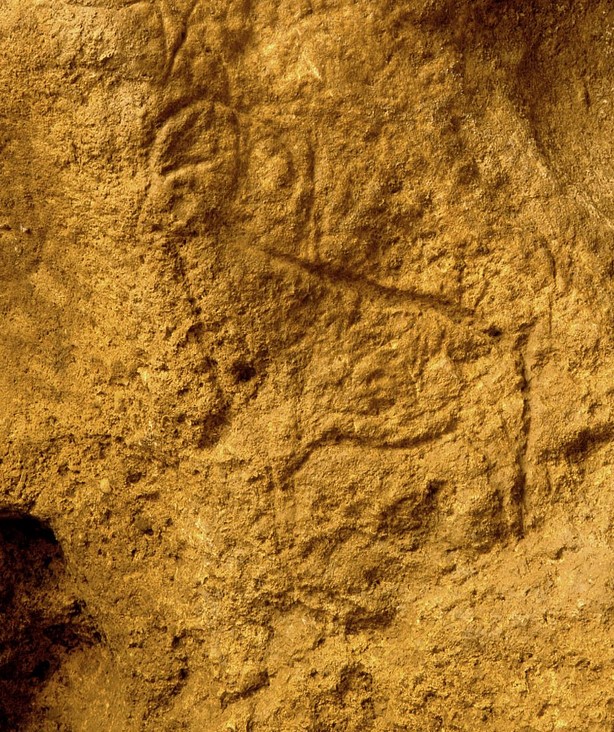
[161, 0, 200, 82]
[254, 244, 478, 325]
[153, 145, 237, 179]
[64, 0, 150, 7]
[155, 160, 237, 191]
[149, 102, 238, 173]
[278, 421, 458, 482]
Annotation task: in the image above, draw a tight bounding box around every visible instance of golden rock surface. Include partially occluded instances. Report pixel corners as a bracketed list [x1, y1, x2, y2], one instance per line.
[0, 0, 612, 729]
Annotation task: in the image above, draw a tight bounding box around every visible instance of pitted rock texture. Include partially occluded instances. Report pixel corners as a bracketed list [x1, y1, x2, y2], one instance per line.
[0, 0, 613, 729]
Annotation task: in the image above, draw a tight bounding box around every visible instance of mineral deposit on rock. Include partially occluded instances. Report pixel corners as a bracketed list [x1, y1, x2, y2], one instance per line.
[0, 0, 612, 729]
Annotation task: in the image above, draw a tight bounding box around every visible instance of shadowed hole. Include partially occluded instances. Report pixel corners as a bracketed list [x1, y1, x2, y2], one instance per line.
[0, 511, 100, 731]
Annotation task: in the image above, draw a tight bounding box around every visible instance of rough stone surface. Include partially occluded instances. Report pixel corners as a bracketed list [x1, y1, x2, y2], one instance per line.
[0, 0, 613, 729]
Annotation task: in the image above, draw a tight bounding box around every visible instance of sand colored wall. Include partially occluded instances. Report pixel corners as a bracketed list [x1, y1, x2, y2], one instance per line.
[0, 0, 612, 729]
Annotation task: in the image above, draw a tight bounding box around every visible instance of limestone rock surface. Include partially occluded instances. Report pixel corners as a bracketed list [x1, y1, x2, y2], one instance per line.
[0, 0, 613, 729]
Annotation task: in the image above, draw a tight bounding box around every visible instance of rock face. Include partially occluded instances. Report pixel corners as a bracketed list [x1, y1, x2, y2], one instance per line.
[0, 0, 612, 729]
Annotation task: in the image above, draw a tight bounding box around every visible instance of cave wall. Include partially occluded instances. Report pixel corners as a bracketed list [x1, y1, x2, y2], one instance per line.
[0, 0, 613, 729]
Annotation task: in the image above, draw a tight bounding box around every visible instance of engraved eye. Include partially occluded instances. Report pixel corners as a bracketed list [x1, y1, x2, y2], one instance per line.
[148, 101, 238, 227]
[151, 101, 237, 176]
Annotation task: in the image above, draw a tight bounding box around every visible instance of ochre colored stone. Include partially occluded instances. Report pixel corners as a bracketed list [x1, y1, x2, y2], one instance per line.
[0, 0, 612, 729]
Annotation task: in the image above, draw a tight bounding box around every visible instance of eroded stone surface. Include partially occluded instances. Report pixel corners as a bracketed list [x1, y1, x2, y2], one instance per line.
[0, 0, 613, 729]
